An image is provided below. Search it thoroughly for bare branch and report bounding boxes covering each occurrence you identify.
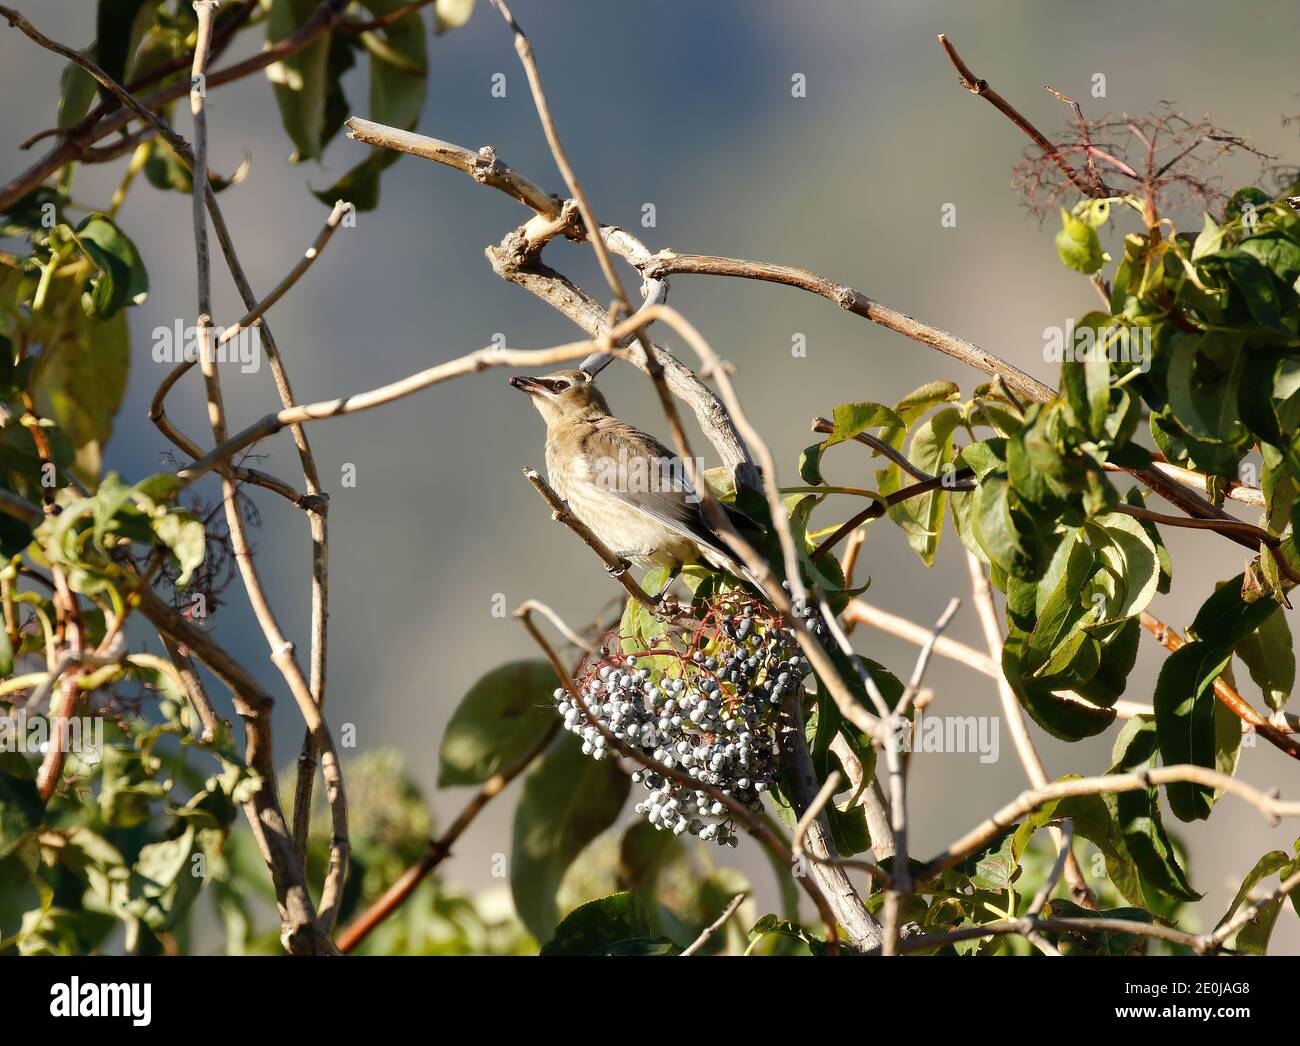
[937,34,1111,198]
[920,764,1300,883]
[522,468,663,613]
[680,893,748,956]
[844,598,1154,720]
[644,251,1057,407]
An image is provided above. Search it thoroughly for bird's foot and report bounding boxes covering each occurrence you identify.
[607,549,650,578]
[654,593,682,617]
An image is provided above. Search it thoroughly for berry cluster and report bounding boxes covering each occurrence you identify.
[554,595,812,846]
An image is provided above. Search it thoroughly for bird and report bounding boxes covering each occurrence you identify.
[510,368,760,593]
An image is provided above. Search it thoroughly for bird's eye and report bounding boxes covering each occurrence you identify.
[552,380,570,392]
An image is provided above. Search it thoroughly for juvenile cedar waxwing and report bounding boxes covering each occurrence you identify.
[510,369,759,590]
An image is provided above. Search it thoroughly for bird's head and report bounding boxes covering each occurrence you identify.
[509,368,610,428]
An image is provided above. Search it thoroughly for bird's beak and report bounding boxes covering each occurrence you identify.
[509,375,547,395]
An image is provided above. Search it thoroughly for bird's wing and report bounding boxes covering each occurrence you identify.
[580,418,756,582]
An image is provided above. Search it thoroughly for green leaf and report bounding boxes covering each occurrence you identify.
[149,509,205,587]
[1167,333,1246,444]
[0,755,43,861]
[1003,633,1114,740]
[970,831,1019,891]
[1190,574,1278,645]
[311,150,399,212]
[1217,851,1291,936]
[1083,512,1160,625]
[266,0,332,162]
[122,826,195,931]
[1056,209,1106,274]
[74,213,149,318]
[438,660,557,787]
[358,0,429,130]
[433,0,477,33]
[823,402,903,449]
[972,474,1027,578]
[510,733,629,940]
[95,0,152,101]
[1074,617,1141,706]
[1023,533,1095,671]
[1234,607,1294,712]
[27,277,130,455]
[616,820,680,896]
[1153,642,1234,823]
[1240,233,1300,287]
[746,914,828,955]
[97,745,168,829]
[888,381,963,429]
[1104,718,1200,903]
[888,406,962,565]
[1191,213,1224,261]
[539,893,675,955]
[1041,899,1153,955]
[58,49,99,129]
[1197,249,1285,330]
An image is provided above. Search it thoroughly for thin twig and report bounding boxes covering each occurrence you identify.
[844,598,1154,720]
[937,34,1110,198]
[523,469,663,613]
[336,718,562,953]
[680,893,748,956]
[187,0,348,934]
[1139,611,1300,761]
[791,772,892,885]
[920,764,1300,883]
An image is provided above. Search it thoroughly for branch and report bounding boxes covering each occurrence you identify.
[345,117,560,216]
[792,772,892,886]
[1130,460,1264,508]
[186,0,348,934]
[1139,610,1300,761]
[522,468,663,613]
[936,34,1111,198]
[1205,865,1300,952]
[133,585,333,953]
[896,912,1202,955]
[0,1,352,212]
[336,717,562,953]
[175,334,627,486]
[643,252,1056,408]
[919,762,1300,918]
[487,0,630,308]
[345,117,758,486]
[680,893,748,956]
[1114,503,1280,549]
[812,416,933,482]
[844,598,1154,720]
[810,470,973,562]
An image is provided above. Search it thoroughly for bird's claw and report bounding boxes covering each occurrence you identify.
[654,594,681,617]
